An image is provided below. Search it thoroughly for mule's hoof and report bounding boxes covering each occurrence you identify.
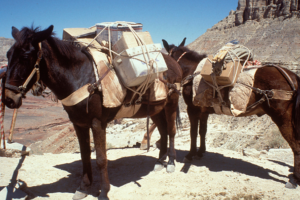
[285,181,297,189]
[73,188,88,200]
[140,143,148,150]
[183,157,192,163]
[98,196,109,200]
[153,163,164,171]
[166,164,175,173]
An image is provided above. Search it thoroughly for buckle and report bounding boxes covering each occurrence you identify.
[87,84,96,95]
[266,90,274,98]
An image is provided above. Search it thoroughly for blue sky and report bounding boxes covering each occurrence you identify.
[0,0,238,46]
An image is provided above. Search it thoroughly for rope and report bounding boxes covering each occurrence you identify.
[19,42,43,93]
[0,77,4,149]
[202,44,252,105]
[75,22,162,105]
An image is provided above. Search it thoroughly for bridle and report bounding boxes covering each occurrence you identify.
[5,43,42,96]
[169,47,187,63]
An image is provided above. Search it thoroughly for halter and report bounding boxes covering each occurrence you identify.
[168,47,187,62]
[176,52,187,62]
[5,43,42,96]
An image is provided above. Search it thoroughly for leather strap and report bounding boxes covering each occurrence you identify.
[270,65,296,91]
[60,84,90,106]
[61,68,111,107]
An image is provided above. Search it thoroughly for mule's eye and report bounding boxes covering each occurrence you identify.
[23,50,31,59]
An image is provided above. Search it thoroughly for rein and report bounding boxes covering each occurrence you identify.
[5,43,42,96]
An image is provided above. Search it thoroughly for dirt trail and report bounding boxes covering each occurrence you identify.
[1,144,298,200]
[1,95,298,199]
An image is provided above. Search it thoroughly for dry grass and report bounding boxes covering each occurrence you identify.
[266,127,289,149]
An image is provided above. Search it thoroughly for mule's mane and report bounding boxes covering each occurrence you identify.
[176,45,207,63]
[17,26,93,67]
[168,44,206,63]
[15,26,40,47]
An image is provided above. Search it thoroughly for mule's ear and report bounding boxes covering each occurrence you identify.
[32,25,54,46]
[179,37,186,47]
[162,39,170,53]
[12,26,19,40]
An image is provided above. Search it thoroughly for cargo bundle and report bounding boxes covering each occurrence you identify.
[201,42,253,88]
[63,21,168,105]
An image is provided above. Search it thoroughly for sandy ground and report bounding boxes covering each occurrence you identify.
[1,140,299,200]
[1,95,299,199]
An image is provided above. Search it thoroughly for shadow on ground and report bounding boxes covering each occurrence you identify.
[18,148,292,198]
[22,153,157,198]
[176,149,289,184]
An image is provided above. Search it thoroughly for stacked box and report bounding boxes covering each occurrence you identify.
[96,22,143,46]
[113,44,168,87]
[62,27,100,48]
[112,31,153,53]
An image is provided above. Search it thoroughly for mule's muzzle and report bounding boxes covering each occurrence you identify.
[5,83,26,96]
[4,89,23,109]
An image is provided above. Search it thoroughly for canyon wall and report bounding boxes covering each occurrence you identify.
[188,0,300,73]
[0,37,14,66]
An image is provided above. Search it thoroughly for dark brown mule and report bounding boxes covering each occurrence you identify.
[163,38,300,183]
[4,25,181,200]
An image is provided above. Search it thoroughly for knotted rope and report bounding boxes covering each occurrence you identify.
[82,21,161,105]
[203,44,252,104]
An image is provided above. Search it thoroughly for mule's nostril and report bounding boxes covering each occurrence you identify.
[5,97,16,108]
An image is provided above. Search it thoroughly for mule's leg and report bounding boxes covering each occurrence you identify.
[73,125,92,200]
[276,122,300,184]
[276,122,300,180]
[140,123,157,150]
[91,118,110,200]
[151,111,168,171]
[164,98,179,173]
[184,106,200,162]
[197,112,209,157]
[269,106,300,185]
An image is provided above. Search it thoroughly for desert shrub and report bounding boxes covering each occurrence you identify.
[267,127,289,149]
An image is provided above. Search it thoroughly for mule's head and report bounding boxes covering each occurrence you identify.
[4,25,53,109]
[162,38,186,61]
[162,38,207,79]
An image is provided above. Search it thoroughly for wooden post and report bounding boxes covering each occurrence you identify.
[0,102,5,149]
[8,109,18,143]
[0,65,6,149]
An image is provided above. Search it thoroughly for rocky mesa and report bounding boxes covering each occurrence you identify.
[188,0,300,74]
[1,1,300,199]
[0,37,14,66]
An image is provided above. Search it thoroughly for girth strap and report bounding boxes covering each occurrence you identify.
[270,64,296,92]
[239,82,295,111]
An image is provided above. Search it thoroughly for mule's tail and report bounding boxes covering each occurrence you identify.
[295,76,300,140]
[176,105,182,133]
